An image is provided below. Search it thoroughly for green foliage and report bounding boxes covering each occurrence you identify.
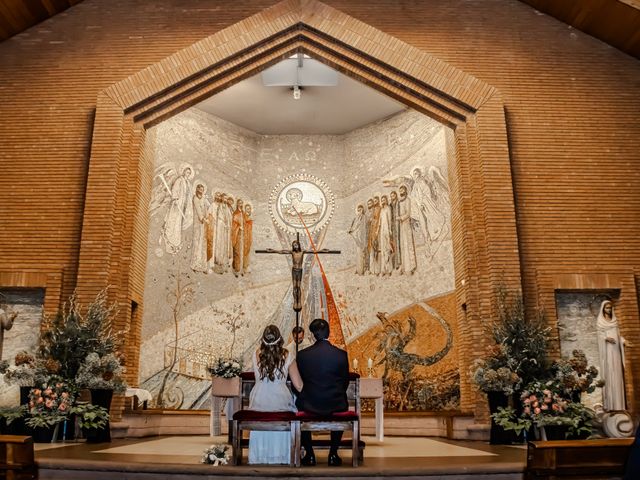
[25,411,64,428]
[492,382,595,439]
[71,402,109,430]
[492,406,531,436]
[490,287,551,386]
[0,405,27,425]
[471,286,550,394]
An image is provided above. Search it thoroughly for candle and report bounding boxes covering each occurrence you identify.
[352,358,358,370]
[367,358,373,369]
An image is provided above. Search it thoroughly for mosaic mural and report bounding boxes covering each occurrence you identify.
[140,107,458,411]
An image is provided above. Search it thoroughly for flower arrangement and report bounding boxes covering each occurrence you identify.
[551,349,602,400]
[492,380,595,438]
[471,288,551,396]
[201,444,231,465]
[75,352,127,393]
[471,344,522,395]
[0,351,46,387]
[208,357,243,378]
[26,381,75,428]
[38,290,125,381]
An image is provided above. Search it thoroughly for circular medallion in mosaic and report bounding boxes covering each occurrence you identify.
[268,174,335,235]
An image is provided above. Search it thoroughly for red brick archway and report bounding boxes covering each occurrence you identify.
[76,0,521,420]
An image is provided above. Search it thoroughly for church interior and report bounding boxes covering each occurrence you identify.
[1,0,639,479]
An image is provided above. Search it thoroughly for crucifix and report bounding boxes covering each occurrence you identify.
[256,232,340,352]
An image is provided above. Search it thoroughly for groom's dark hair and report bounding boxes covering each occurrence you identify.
[309,318,330,341]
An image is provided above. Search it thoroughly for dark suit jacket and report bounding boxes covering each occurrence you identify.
[295,339,349,416]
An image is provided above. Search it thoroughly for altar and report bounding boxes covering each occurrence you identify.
[210,376,241,436]
[360,377,384,442]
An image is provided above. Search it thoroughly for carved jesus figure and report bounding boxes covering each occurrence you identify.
[264,240,311,312]
[262,240,337,312]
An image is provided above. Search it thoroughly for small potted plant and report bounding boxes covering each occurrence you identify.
[471,344,522,444]
[71,402,110,443]
[75,352,126,443]
[209,357,243,397]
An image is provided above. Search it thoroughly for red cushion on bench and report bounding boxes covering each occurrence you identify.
[296,410,359,421]
[240,371,360,380]
[233,410,298,421]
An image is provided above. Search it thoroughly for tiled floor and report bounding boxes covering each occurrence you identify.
[35,434,526,475]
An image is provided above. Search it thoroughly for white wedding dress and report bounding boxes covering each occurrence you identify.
[248,350,297,464]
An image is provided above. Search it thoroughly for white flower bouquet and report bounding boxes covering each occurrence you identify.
[201,443,230,465]
[208,357,242,378]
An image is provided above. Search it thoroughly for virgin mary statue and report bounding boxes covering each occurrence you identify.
[596,300,626,411]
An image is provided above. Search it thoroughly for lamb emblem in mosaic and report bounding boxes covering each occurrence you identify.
[269,174,335,235]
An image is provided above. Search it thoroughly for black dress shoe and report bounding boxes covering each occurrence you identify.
[301,453,316,466]
[328,453,342,466]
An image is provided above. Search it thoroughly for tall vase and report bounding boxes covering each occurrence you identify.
[32,423,59,443]
[541,424,569,441]
[487,391,513,444]
[88,389,113,443]
[12,385,35,436]
[56,415,76,441]
[20,386,33,405]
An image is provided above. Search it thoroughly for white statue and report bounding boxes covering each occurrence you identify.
[0,306,17,361]
[596,300,626,411]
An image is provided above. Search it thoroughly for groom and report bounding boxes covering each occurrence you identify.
[295,318,350,466]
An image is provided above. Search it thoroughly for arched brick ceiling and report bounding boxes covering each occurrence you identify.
[0,0,82,41]
[519,0,640,59]
[0,0,638,59]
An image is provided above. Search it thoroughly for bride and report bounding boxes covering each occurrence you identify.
[248,324,304,464]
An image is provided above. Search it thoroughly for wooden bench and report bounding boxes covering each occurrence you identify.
[526,438,634,480]
[0,435,36,480]
[231,372,362,467]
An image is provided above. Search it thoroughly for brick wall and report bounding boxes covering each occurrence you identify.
[0,0,638,418]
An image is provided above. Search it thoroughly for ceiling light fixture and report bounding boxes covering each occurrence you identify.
[261,53,338,102]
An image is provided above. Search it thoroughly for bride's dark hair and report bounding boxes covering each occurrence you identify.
[258,324,287,381]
